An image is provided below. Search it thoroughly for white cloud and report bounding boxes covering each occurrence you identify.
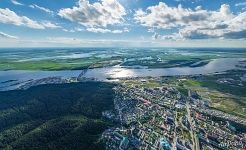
[174,0,202,4]
[152,32,160,40]
[63,27,85,32]
[0,31,18,39]
[63,29,76,33]
[11,0,24,6]
[235,2,246,7]
[86,27,111,33]
[75,27,84,31]
[134,2,246,39]
[0,8,44,29]
[86,27,129,33]
[41,21,61,29]
[147,28,155,33]
[58,0,126,27]
[63,28,83,33]
[29,4,54,15]
[123,27,129,32]
[0,8,60,29]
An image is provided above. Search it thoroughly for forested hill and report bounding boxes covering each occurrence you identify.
[0,82,115,150]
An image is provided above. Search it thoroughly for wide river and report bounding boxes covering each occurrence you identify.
[0,58,245,91]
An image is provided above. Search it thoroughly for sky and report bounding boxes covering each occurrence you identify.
[0,0,246,47]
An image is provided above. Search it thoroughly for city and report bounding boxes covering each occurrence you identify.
[102,77,246,150]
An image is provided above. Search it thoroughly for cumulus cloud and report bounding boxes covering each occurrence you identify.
[29,4,54,15]
[135,2,246,39]
[0,8,60,29]
[0,31,18,39]
[11,0,24,6]
[152,32,160,40]
[58,0,126,28]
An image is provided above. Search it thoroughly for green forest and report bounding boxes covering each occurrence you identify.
[0,82,115,150]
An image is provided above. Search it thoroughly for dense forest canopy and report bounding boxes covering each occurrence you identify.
[0,82,115,150]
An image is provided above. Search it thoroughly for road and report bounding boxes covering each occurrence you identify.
[172,111,178,150]
[187,90,199,150]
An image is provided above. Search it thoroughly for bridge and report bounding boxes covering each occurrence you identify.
[77,63,96,81]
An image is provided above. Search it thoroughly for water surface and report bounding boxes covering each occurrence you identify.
[0,58,245,91]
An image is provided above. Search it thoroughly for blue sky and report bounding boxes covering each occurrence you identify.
[0,0,245,47]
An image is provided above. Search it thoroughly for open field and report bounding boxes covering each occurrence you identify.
[179,70,246,118]
[0,48,246,71]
